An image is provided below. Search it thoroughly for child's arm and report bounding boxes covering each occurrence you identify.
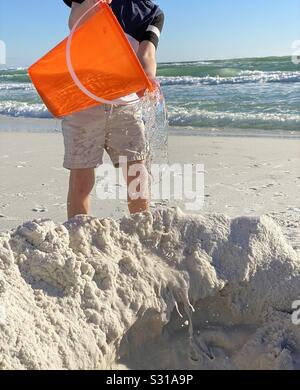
[136,11,165,94]
[68,2,81,30]
[137,41,157,79]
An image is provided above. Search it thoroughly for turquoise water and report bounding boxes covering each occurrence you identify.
[1,56,300,133]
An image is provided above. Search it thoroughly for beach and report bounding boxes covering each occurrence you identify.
[1,120,299,251]
[1,123,300,370]
[1,56,300,370]
[0,141,300,368]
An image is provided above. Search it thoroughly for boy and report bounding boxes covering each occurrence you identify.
[62,0,164,218]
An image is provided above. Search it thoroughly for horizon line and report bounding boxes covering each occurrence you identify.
[1,54,293,69]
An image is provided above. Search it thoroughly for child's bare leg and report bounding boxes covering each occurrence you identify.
[67,168,95,219]
[124,160,150,214]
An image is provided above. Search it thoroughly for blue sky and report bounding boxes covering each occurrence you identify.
[0,0,299,66]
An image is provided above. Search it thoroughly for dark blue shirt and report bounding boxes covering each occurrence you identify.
[63,0,164,48]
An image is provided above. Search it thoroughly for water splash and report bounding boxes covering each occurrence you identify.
[138,86,169,199]
[140,87,169,164]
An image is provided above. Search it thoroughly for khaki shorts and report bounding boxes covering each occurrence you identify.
[62,104,148,169]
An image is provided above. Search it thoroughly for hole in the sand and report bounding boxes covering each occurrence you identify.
[117,293,263,370]
[117,303,203,369]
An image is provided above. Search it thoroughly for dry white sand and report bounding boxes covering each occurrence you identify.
[1,208,300,369]
[0,128,299,249]
[0,124,300,369]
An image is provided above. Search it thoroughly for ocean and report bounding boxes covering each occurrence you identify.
[1,56,300,134]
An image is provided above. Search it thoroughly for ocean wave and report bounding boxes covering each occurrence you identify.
[0,66,27,71]
[0,75,31,83]
[0,102,52,118]
[159,61,212,67]
[0,83,33,91]
[0,68,31,83]
[1,67,298,87]
[159,71,300,86]
[167,106,300,130]
[1,101,300,131]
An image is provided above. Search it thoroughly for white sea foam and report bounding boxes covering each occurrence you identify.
[1,100,300,131]
[159,61,212,67]
[0,66,27,72]
[167,106,300,129]
[0,83,33,91]
[159,71,300,86]
[0,102,51,118]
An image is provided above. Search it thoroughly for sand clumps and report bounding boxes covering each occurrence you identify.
[0,207,300,370]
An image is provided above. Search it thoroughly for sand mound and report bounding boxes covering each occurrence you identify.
[0,207,300,370]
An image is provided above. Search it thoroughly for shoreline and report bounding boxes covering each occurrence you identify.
[1,115,300,139]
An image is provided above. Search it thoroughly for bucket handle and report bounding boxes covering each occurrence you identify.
[66,0,141,106]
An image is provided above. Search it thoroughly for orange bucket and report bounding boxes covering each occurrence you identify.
[28,1,153,117]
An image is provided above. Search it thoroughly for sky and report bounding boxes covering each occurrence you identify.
[0,0,300,66]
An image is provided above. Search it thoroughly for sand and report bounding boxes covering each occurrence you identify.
[0,126,299,250]
[0,122,300,370]
[0,207,300,370]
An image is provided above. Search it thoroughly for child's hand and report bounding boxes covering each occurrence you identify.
[149,77,161,93]
[137,77,163,103]
[137,77,160,97]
